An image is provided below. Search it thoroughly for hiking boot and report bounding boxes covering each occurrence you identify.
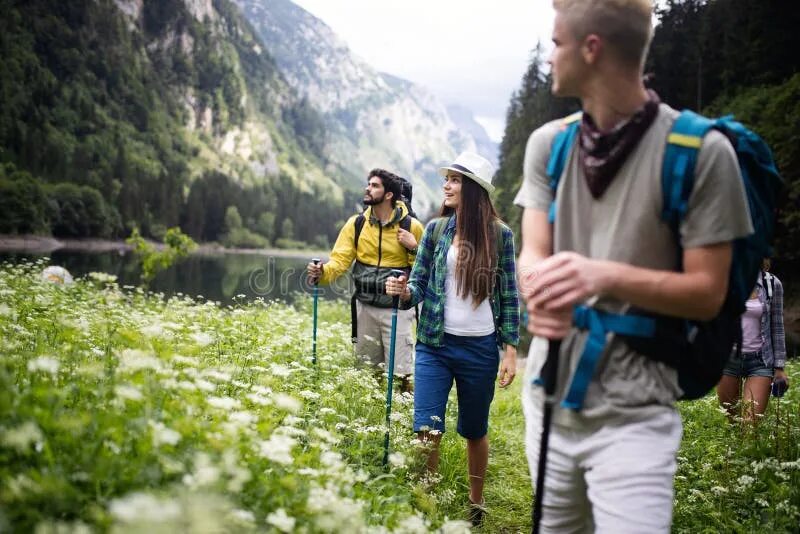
[468,499,486,528]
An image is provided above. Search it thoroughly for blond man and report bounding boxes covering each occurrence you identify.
[515,1,752,531]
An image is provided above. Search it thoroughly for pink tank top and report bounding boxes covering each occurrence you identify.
[740,297,763,352]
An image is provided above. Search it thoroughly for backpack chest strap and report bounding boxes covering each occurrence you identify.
[557,305,657,410]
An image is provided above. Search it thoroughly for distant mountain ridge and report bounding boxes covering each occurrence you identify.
[232,0,495,216]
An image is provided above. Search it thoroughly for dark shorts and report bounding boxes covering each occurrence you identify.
[722,350,774,378]
[413,332,499,439]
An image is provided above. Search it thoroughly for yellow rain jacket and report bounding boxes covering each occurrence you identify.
[320,201,424,308]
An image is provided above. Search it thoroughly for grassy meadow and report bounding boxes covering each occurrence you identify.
[0,260,798,533]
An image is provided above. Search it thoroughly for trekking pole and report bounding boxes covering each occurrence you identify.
[532,339,561,534]
[382,269,404,467]
[311,258,320,366]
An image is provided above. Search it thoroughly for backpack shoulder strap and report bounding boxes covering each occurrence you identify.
[430,217,449,248]
[353,213,366,250]
[546,112,582,224]
[763,271,774,301]
[661,110,716,234]
[400,214,412,232]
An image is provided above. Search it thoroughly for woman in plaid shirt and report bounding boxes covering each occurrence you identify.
[717,258,790,421]
[386,151,520,527]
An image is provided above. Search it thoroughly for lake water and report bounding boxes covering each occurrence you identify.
[0,249,352,305]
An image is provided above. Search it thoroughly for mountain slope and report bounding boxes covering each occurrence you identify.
[0,0,355,245]
[232,0,492,216]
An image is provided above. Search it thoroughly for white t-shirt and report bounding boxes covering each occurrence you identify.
[443,244,495,336]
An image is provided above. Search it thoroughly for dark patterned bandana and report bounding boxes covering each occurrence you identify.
[578,90,661,198]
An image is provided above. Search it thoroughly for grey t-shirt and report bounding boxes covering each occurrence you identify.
[515,103,753,427]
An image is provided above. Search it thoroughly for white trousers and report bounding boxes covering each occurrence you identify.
[523,341,683,534]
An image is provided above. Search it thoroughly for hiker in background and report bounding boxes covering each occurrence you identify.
[306,169,423,392]
[717,258,789,421]
[515,0,753,532]
[386,151,519,528]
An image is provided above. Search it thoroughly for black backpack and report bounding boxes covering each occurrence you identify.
[397,176,416,219]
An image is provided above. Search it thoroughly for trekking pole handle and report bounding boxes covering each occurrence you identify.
[390,269,405,308]
[311,258,321,285]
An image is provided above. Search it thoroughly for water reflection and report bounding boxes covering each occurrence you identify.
[0,249,350,304]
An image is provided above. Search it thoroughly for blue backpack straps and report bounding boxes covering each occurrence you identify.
[546,112,582,223]
[661,110,716,236]
[560,306,657,410]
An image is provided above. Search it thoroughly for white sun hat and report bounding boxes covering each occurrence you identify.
[438,151,495,194]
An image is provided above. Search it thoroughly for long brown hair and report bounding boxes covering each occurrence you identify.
[439,175,499,306]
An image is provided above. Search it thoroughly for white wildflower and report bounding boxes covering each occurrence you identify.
[149,421,181,447]
[207,396,241,411]
[229,411,257,426]
[191,332,214,346]
[710,485,728,496]
[311,428,339,445]
[266,508,295,533]
[204,369,232,383]
[299,389,321,401]
[275,426,306,438]
[269,363,292,377]
[395,513,430,533]
[246,393,272,406]
[88,272,117,284]
[298,467,320,476]
[258,434,296,465]
[117,349,162,372]
[183,453,220,488]
[388,452,406,468]
[27,356,59,375]
[140,323,165,338]
[440,519,473,534]
[737,475,755,488]
[109,492,181,523]
[274,393,301,413]
[114,384,143,402]
[283,415,304,426]
[1,421,44,452]
[307,484,364,530]
[230,509,255,525]
[0,303,12,316]
[320,451,343,468]
[194,379,216,392]
[175,380,198,391]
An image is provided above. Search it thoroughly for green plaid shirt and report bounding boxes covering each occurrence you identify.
[406,216,520,348]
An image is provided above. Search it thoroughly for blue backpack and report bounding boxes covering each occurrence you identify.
[544,110,783,409]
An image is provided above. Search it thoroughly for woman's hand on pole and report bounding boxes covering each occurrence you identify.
[497,345,517,388]
[385,275,410,301]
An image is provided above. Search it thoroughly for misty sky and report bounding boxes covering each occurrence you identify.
[292,0,556,142]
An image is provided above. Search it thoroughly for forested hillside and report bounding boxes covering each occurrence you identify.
[494,0,800,260]
[0,0,358,248]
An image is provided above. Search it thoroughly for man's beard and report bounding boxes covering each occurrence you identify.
[363,192,385,206]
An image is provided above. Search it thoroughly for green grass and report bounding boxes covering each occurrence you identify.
[0,260,798,532]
